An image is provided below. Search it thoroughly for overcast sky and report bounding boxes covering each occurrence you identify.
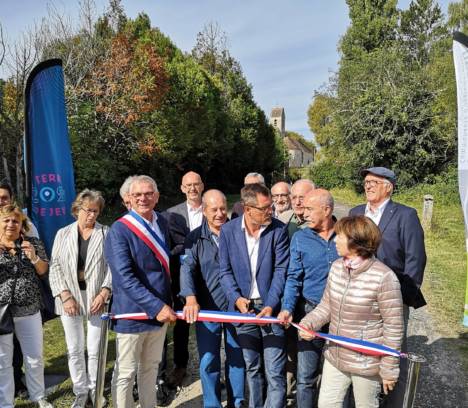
[0,0,452,141]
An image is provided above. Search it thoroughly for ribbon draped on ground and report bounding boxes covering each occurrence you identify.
[102,310,406,359]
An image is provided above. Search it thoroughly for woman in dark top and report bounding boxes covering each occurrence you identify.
[49,189,111,408]
[0,204,52,408]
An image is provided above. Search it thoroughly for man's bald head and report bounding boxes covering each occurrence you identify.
[202,189,227,232]
[303,188,334,230]
[290,179,315,218]
[202,189,227,208]
[181,171,204,206]
[305,188,334,211]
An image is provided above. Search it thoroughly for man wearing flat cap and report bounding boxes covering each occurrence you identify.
[350,167,426,406]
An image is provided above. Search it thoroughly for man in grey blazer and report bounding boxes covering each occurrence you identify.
[165,171,204,387]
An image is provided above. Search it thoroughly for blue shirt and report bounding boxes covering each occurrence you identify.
[282,227,339,313]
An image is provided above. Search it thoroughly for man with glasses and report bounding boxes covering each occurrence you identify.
[219,183,289,408]
[105,175,177,408]
[278,189,338,407]
[350,167,426,406]
[278,179,315,238]
[271,181,291,218]
[165,171,205,387]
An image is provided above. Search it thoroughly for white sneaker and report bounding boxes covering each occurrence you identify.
[37,398,53,408]
[71,393,88,408]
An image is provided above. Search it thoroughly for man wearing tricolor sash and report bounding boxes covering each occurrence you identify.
[104,175,177,408]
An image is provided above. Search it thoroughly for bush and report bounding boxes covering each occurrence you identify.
[306,159,349,189]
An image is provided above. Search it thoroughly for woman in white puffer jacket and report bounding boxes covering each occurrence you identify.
[300,215,404,408]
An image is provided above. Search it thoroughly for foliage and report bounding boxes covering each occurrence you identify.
[306,158,351,190]
[0,3,284,204]
[308,0,458,190]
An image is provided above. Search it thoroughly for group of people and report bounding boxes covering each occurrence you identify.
[0,165,426,408]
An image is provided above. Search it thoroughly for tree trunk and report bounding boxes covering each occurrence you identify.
[2,155,11,183]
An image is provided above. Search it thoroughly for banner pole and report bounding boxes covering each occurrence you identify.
[94,309,110,408]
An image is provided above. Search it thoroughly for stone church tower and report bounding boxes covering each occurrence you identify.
[269,107,285,136]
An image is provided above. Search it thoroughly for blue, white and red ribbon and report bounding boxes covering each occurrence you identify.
[102,310,406,358]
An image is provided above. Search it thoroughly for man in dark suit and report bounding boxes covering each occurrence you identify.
[165,171,204,387]
[349,167,426,406]
[220,183,289,408]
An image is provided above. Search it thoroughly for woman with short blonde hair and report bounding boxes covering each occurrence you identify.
[49,189,111,408]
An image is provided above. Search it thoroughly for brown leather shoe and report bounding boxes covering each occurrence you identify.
[168,367,187,388]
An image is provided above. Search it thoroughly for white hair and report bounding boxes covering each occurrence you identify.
[119,175,138,199]
[244,172,265,184]
[129,175,159,194]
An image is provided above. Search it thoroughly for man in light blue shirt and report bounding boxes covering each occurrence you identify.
[278,189,339,408]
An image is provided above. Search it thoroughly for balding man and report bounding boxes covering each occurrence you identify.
[271,181,291,218]
[278,179,315,237]
[180,190,245,408]
[231,172,265,219]
[279,189,339,408]
[165,171,205,386]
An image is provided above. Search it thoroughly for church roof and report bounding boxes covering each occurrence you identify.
[271,107,284,117]
[284,136,314,154]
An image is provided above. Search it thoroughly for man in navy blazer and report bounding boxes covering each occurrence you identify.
[105,175,177,408]
[220,183,289,408]
[349,167,426,407]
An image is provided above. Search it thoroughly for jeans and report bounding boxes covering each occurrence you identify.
[0,312,46,407]
[235,302,286,408]
[112,325,167,408]
[196,321,245,408]
[318,359,380,408]
[295,300,325,408]
[60,312,102,395]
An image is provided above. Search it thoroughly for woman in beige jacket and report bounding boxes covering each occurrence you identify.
[299,215,404,408]
[49,189,111,408]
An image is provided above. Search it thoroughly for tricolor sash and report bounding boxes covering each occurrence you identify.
[118,210,170,278]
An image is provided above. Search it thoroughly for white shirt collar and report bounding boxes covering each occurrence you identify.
[241,215,267,237]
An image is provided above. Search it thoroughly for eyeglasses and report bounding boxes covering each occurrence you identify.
[81,207,99,215]
[364,180,390,188]
[272,194,289,199]
[131,192,155,199]
[247,204,273,213]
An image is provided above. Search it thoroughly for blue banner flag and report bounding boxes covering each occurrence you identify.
[24,59,76,256]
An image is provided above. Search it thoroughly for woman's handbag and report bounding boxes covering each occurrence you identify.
[0,267,18,335]
[0,302,14,335]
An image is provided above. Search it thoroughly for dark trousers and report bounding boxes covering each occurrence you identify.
[295,300,324,408]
